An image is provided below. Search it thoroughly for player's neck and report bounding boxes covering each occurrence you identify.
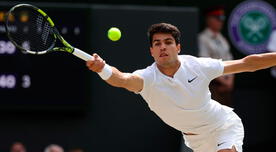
[157,60,181,78]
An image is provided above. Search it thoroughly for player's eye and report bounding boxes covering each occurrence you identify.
[154,42,161,46]
[165,41,173,45]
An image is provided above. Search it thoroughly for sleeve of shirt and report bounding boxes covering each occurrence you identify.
[197,57,224,81]
[132,66,154,98]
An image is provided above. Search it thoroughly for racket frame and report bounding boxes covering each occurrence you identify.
[5,4,74,55]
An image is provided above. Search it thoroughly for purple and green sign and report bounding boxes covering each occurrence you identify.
[228,0,276,54]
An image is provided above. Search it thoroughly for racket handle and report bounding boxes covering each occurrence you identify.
[72,48,94,61]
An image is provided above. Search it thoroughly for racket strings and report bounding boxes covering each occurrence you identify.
[6,7,55,53]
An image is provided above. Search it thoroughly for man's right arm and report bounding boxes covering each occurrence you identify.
[105,67,143,92]
[86,53,143,93]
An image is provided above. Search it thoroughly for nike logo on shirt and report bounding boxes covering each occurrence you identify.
[188,76,197,83]
[217,142,226,147]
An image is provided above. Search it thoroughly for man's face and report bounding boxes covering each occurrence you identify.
[49,147,63,152]
[150,33,180,67]
[11,143,26,152]
[207,16,224,32]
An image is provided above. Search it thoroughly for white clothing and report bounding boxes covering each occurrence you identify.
[268,30,276,51]
[183,112,244,152]
[133,55,244,151]
[198,28,232,60]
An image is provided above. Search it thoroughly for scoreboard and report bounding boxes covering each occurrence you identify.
[0,3,91,111]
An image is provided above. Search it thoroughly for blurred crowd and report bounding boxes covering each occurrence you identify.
[10,142,84,152]
[198,6,235,107]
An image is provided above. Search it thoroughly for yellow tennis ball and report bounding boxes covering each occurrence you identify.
[107,27,121,41]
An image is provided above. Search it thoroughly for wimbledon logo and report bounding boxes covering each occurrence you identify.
[228,0,276,54]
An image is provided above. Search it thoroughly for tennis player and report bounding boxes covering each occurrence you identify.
[86,23,276,152]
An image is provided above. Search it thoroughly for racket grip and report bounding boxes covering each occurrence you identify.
[72,48,94,61]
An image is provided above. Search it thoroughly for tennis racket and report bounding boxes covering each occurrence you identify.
[5,4,93,61]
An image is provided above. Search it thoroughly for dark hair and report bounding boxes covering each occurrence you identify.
[147,23,181,47]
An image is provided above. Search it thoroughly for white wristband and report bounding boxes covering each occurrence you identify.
[98,64,113,80]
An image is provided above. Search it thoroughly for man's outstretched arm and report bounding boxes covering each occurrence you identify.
[223,52,276,75]
[86,53,143,93]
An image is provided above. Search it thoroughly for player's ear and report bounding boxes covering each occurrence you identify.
[150,47,154,57]
[177,44,181,54]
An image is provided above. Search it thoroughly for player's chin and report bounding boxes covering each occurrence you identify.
[157,59,169,65]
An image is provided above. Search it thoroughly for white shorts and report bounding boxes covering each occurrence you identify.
[182,112,244,152]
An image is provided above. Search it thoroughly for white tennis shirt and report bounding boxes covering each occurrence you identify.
[133,55,233,134]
